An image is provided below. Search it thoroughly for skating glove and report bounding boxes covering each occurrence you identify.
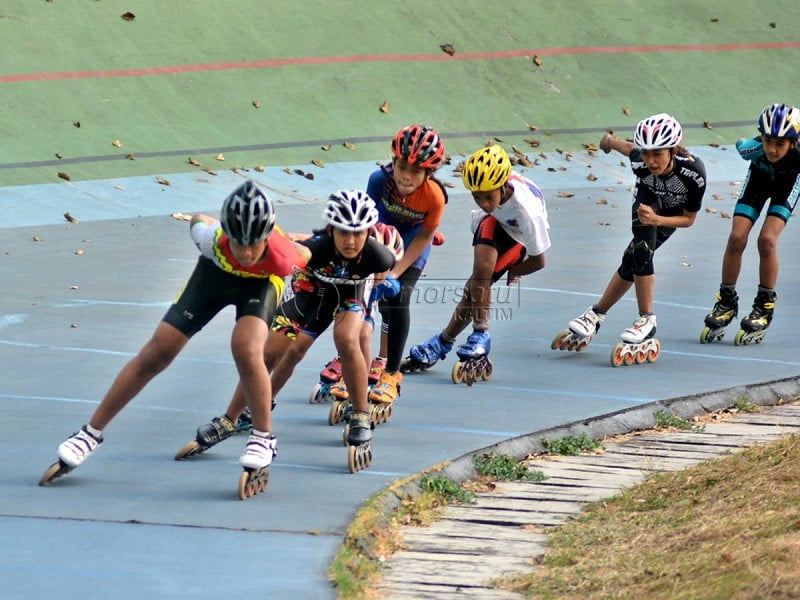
[369,275,400,303]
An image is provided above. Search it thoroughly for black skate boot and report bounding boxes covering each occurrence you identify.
[174,415,237,460]
[735,289,776,346]
[700,288,738,343]
[345,411,373,473]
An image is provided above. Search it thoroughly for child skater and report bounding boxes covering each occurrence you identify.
[40,181,309,499]
[553,113,707,366]
[701,103,800,345]
[405,144,550,383]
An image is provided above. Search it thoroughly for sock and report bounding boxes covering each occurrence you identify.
[440,331,456,344]
[85,424,103,438]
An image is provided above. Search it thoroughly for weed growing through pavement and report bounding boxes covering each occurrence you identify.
[541,433,603,456]
[472,452,545,481]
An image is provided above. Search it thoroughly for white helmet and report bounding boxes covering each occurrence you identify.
[324,190,379,232]
[634,113,683,150]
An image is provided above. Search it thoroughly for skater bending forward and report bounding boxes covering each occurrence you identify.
[556,113,706,365]
[407,144,550,383]
[42,181,309,491]
[266,191,396,471]
[702,103,800,345]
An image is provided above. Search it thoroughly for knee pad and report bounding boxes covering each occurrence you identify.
[632,240,654,276]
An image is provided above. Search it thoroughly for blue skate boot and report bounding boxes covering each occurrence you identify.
[401,333,453,373]
[453,329,493,386]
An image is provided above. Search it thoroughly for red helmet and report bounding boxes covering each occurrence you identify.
[391,125,445,169]
[369,222,404,261]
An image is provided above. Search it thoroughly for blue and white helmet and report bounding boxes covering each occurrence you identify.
[758,103,800,140]
[220,181,276,245]
[634,113,683,150]
[324,190,379,232]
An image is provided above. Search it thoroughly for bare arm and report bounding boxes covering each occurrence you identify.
[506,253,546,286]
[190,213,218,227]
[600,133,634,157]
[637,206,698,228]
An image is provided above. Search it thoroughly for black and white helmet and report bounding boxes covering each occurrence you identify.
[324,190,379,232]
[220,181,276,245]
[633,113,683,150]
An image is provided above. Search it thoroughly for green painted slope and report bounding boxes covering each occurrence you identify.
[0,0,796,185]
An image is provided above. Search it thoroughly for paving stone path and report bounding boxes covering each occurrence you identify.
[377,402,800,599]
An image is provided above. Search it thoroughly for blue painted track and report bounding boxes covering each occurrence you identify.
[4,147,800,599]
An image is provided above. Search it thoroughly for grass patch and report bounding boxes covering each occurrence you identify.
[473,452,546,481]
[497,434,800,599]
[653,409,704,431]
[541,433,603,456]
[733,396,759,413]
[329,472,477,598]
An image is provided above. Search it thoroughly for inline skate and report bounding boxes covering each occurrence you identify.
[237,431,277,500]
[309,356,342,404]
[175,413,239,460]
[345,411,373,473]
[401,333,452,373]
[39,425,103,486]
[369,371,401,423]
[452,329,492,386]
[610,314,661,367]
[552,306,606,352]
[734,290,776,346]
[700,288,738,343]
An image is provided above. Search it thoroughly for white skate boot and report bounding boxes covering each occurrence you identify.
[40,425,103,485]
[552,306,605,352]
[611,314,661,367]
[621,314,657,343]
[238,430,277,500]
[58,425,103,468]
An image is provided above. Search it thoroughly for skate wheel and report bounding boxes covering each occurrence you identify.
[734,329,746,346]
[328,400,346,426]
[699,326,712,344]
[576,339,589,352]
[451,361,465,384]
[481,358,493,381]
[238,467,269,500]
[550,331,568,350]
[623,350,636,366]
[611,343,625,367]
[309,383,323,404]
[347,442,372,473]
[342,424,350,447]
[647,341,661,362]
[635,350,647,364]
[174,440,202,460]
[39,460,71,486]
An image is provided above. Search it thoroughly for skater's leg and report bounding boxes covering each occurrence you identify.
[380,267,421,373]
[633,274,655,316]
[335,311,369,413]
[89,321,189,430]
[230,316,272,433]
[595,272,634,315]
[756,216,786,290]
[721,216,754,286]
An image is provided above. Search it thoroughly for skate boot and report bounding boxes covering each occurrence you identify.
[327,380,351,426]
[552,306,606,352]
[310,356,342,404]
[735,290,776,346]
[40,425,103,485]
[453,329,493,386]
[369,371,401,424]
[368,356,386,387]
[611,314,660,367]
[174,415,236,460]
[238,430,277,500]
[235,407,253,432]
[345,411,374,473]
[401,333,453,373]
[700,288,738,343]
